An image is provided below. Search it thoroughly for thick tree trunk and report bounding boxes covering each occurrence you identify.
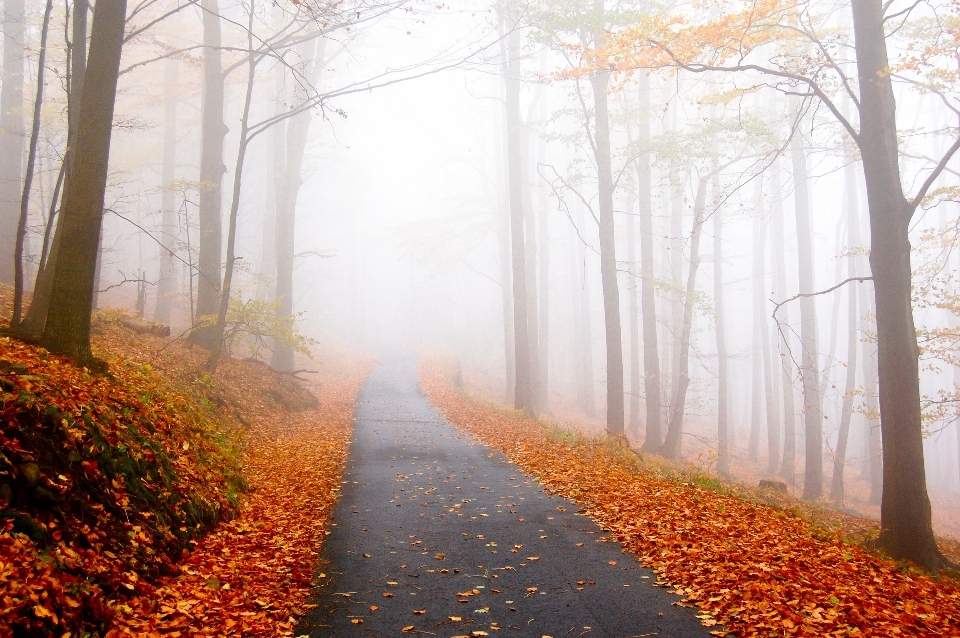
[713,183,729,475]
[154,55,179,325]
[626,193,641,437]
[852,0,941,570]
[271,34,324,372]
[831,161,860,507]
[0,0,24,284]
[40,0,126,366]
[192,0,227,346]
[590,65,625,437]
[637,73,662,451]
[661,178,706,458]
[503,27,533,416]
[12,0,53,326]
[19,0,86,335]
[791,131,823,500]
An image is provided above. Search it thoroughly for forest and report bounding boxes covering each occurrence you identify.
[2,0,960,635]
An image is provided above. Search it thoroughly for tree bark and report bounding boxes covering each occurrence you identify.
[270,33,324,372]
[503,25,533,416]
[790,130,823,500]
[12,0,53,326]
[661,177,706,458]
[18,0,86,336]
[0,0,24,284]
[40,0,127,367]
[750,197,764,462]
[537,109,550,413]
[713,180,729,475]
[759,189,780,475]
[852,0,941,570]
[521,120,540,415]
[192,0,227,346]
[496,108,515,404]
[590,31,625,437]
[153,54,179,325]
[637,73,662,451]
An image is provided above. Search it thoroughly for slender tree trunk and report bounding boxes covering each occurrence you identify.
[192,0,227,346]
[497,136,515,404]
[831,161,860,507]
[503,25,532,416]
[40,0,126,366]
[521,124,540,415]
[576,204,595,415]
[713,182,729,475]
[0,0,24,284]
[638,74,662,450]
[759,190,780,474]
[791,130,824,500]
[772,161,798,483]
[537,115,550,413]
[750,199,764,462]
[19,0,85,335]
[154,55,179,325]
[662,177,707,457]
[626,193,641,436]
[851,0,942,569]
[590,36,625,437]
[11,0,53,325]
[206,3,255,373]
[271,34,324,372]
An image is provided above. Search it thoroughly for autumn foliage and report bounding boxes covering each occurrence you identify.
[420,359,960,636]
[0,294,366,636]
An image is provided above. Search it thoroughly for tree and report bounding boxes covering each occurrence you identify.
[0,0,24,285]
[604,0,960,569]
[40,0,128,367]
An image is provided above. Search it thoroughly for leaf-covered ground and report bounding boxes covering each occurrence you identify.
[420,360,960,636]
[0,300,366,637]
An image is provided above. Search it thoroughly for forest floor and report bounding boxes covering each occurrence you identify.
[0,288,369,637]
[421,357,960,636]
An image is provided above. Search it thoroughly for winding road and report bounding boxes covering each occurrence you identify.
[297,355,710,637]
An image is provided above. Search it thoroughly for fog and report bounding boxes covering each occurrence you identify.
[5,0,960,546]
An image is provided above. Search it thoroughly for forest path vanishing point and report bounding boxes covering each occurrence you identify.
[298,354,710,637]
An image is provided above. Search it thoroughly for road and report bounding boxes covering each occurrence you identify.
[297,355,710,638]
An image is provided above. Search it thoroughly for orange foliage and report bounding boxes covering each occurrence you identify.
[421,360,960,636]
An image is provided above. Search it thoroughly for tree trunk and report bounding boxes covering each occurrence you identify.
[759,190,780,475]
[661,177,706,458]
[590,55,625,437]
[851,0,942,570]
[12,0,53,326]
[206,4,256,373]
[791,130,823,500]
[503,25,533,416]
[537,113,550,413]
[830,160,860,507]
[626,192,641,437]
[772,160,798,484]
[521,123,540,415]
[192,0,227,347]
[637,73,662,451]
[713,181,729,475]
[271,34,324,372]
[750,198,764,462]
[0,0,24,284]
[40,0,126,367]
[576,204,596,416]
[154,54,179,325]
[18,0,86,336]
[496,124,515,404]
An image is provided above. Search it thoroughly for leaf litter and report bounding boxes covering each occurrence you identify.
[420,359,960,636]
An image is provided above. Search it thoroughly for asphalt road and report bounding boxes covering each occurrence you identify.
[297,355,711,638]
